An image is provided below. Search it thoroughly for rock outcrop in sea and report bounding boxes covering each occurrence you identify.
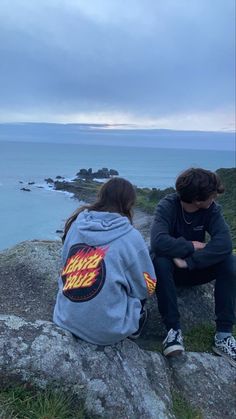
[20,187,31,192]
[77,167,119,179]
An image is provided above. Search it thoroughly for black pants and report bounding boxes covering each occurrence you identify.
[153,254,236,333]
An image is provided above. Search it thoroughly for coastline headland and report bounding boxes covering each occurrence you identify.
[47,166,176,208]
[45,167,236,247]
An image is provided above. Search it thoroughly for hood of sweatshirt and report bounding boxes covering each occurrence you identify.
[74,210,133,246]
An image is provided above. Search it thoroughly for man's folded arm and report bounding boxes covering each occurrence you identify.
[151,204,194,258]
[186,206,232,270]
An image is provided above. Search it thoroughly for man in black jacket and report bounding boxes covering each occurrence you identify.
[151,168,236,367]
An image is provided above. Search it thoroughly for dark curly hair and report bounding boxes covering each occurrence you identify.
[175,168,224,203]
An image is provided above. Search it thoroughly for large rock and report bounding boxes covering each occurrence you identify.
[0,240,61,322]
[0,315,174,419]
[1,315,236,419]
[169,353,236,419]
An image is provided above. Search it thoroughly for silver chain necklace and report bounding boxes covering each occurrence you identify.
[181,204,193,225]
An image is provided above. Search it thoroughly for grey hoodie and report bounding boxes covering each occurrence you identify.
[53,210,156,345]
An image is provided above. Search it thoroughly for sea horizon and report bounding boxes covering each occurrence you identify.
[0,122,235,151]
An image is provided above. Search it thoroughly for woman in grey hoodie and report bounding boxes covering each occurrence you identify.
[53,177,157,345]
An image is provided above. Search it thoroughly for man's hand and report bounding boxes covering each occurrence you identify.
[173,258,188,268]
[192,241,206,251]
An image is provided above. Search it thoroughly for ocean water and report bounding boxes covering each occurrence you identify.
[0,140,235,251]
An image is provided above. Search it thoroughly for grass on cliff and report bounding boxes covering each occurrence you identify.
[135,186,175,213]
[172,391,203,419]
[139,323,236,353]
[0,386,204,419]
[185,323,236,352]
[0,385,84,419]
[216,168,236,247]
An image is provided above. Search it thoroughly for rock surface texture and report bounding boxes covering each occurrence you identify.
[0,240,235,418]
[0,316,174,419]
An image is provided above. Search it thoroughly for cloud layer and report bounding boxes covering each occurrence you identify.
[0,0,235,129]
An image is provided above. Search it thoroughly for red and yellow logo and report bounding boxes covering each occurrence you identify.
[143,272,157,295]
[62,244,107,302]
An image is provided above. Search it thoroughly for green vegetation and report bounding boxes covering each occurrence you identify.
[185,323,236,352]
[216,168,236,247]
[54,178,100,203]
[172,391,203,419]
[184,324,215,352]
[138,324,236,353]
[135,186,175,213]
[0,384,203,419]
[0,385,85,419]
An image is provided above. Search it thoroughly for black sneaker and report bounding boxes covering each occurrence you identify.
[212,335,236,368]
[163,328,184,357]
[129,308,148,340]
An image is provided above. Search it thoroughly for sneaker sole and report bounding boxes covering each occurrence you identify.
[163,345,185,357]
[212,346,236,368]
[129,309,148,340]
[129,333,141,340]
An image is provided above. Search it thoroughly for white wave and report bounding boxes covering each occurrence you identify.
[62,177,76,182]
[53,190,75,198]
[93,178,107,183]
[33,181,74,198]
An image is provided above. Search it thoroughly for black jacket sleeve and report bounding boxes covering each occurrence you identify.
[150,196,194,258]
[186,204,232,270]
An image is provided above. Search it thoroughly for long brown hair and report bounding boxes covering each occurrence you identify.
[62,177,136,243]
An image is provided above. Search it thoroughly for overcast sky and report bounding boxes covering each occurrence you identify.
[0,0,235,131]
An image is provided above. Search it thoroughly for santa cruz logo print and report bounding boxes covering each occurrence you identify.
[62,243,107,302]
